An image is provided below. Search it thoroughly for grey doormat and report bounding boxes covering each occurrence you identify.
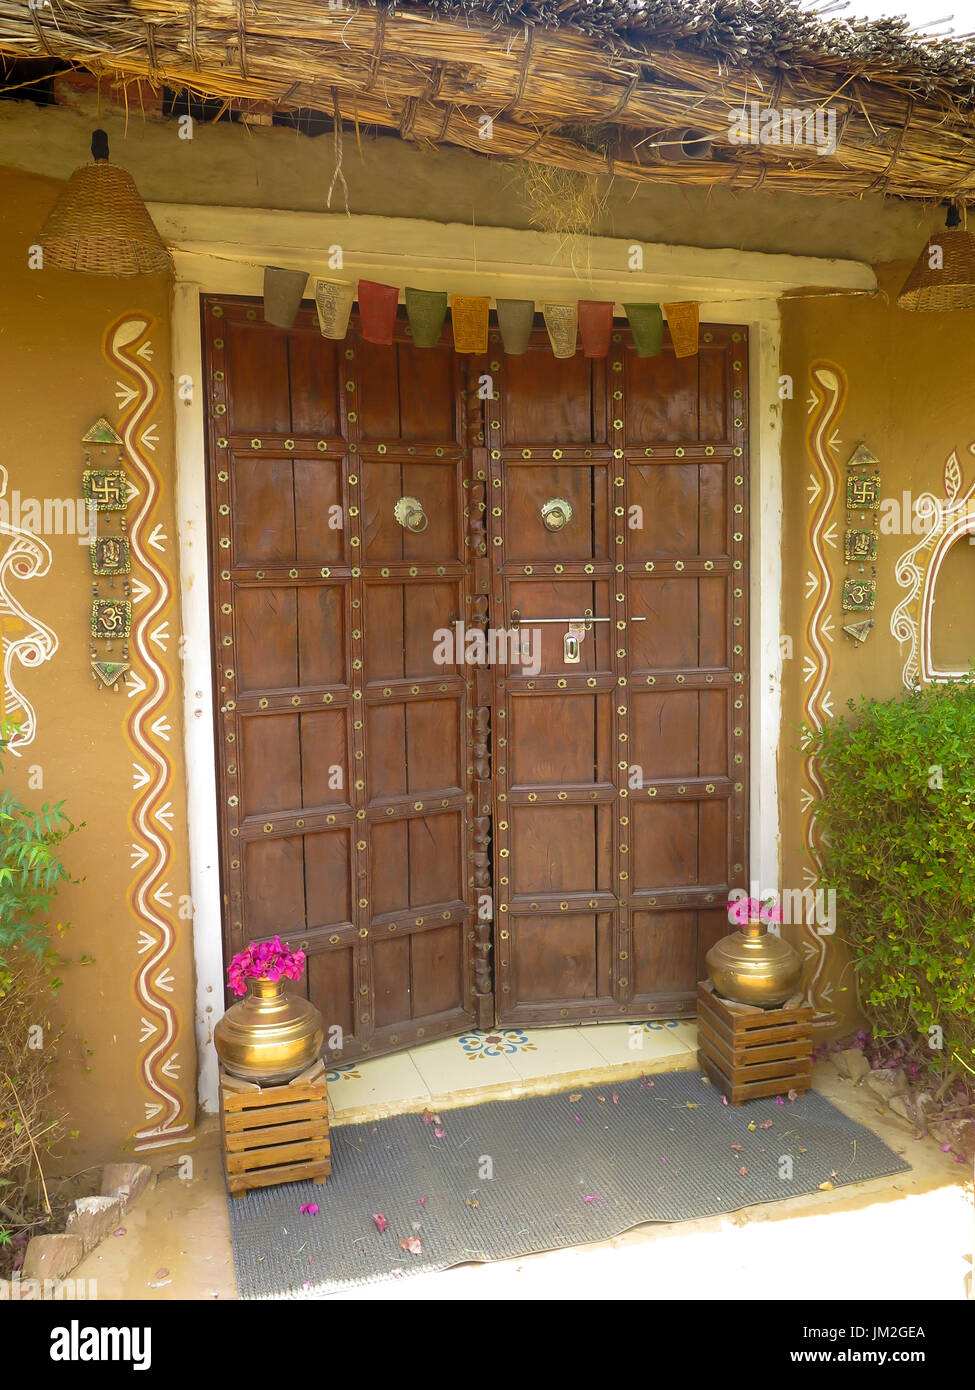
[226,1071,910,1298]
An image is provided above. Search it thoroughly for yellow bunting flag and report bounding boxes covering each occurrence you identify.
[663,301,700,358]
[451,295,490,354]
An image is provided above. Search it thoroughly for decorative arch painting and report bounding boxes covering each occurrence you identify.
[104,313,193,1152]
[891,448,975,689]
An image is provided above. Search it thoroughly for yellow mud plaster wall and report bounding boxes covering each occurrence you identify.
[779,269,975,1034]
[0,166,195,1158]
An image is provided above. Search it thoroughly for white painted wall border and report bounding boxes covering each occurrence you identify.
[167,211,853,1112]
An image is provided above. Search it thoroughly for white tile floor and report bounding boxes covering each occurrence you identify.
[326,1019,698,1121]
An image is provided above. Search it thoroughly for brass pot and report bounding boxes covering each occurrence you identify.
[214,977,324,1085]
[705,919,803,1008]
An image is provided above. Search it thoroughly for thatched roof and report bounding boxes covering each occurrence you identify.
[2,0,975,203]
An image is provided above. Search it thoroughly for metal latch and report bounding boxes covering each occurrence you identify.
[564,622,585,663]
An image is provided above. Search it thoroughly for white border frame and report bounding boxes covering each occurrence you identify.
[167,211,867,1112]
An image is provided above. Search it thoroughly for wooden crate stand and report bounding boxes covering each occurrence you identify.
[697,980,814,1105]
[220,1061,330,1198]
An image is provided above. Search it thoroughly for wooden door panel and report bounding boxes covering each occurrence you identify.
[205,298,481,1066]
[490,322,749,1026]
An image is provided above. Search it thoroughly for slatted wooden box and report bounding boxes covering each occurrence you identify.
[697,980,814,1105]
[219,1059,330,1198]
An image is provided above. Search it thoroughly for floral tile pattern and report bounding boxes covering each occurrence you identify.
[458,1029,538,1059]
[325,1063,362,1083]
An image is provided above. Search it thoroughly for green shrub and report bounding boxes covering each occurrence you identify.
[806,679,975,1085]
[0,734,76,1243]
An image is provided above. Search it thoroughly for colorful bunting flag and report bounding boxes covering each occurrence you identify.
[495,299,535,355]
[358,280,399,345]
[542,302,578,359]
[623,303,663,358]
[405,287,448,348]
[663,301,700,358]
[577,300,614,359]
[315,277,355,340]
[451,295,490,354]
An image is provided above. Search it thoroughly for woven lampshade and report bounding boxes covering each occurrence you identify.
[897,223,975,312]
[38,130,169,276]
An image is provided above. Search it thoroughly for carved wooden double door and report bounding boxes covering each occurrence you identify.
[204,296,749,1064]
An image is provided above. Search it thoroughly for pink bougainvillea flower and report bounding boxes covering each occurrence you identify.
[759,1119,774,1129]
[582,1193,601,1204]
[300,1203,319,1215]
[721,1096,729,1106]
[373,1213,387,1232]
[738,1166,748,1177]
[939,1141,953,1153]
[775,1096,785,1105]
[434,1127,446,1138]
[417,1197,425,1207]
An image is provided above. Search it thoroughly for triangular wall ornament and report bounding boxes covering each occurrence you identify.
[91,658,130,689]
[82,416,123,445]
[847,443,880,469]
[842,619,874,646]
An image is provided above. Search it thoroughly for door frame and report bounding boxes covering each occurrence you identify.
[166,207,871,1112]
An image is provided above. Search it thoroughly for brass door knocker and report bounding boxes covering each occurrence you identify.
[541,498,572,532]
[394,496,428,532]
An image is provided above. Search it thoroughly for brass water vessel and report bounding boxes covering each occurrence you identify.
[705,918,802,1008]
[214,977,324,1085]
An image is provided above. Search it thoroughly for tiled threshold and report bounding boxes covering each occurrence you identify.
[325,1020,698,1126]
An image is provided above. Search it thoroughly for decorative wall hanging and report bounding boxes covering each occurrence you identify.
[577,300,613,358]
[842,618,874,646]
[451,295,490,354]
[405,287,448,348]
[624,303,663,358]
[0,465,58,754]
[842,441,880,616]
[496,299,535,355]
[263,266,308,329]
[542,302,578,358]
[663,301,700,358]
[84,415,132,690]
[891,448,975,687]
[315,277,355,340]
[841,576,877,612]
[107,312,192,1153]
[799,360,846,1029]
[357,279,399,345]
[36,129,169,276]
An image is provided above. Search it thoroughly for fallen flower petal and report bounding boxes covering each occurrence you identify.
[730,1143,743,1152]
[399,1236,422,1256]
[738,1166,748,1177]
[112,1228,126,1237]
[434,1127,446,1138]
[569,1093,582,1102]
[939,1141,953,1152]
[758,1119,773,1129]
[417,1197,425,1207]
[775,1096,785,1106]
[747,1121,756,1131]
[685,1101,698,1109]
[721,1096,729,1106]
[373,1213,388,1232]
[574,1116,581,1123]
[300,1203,319,1215]
[818,1181,835,1191]
[582,1193,602,1203]
[612,1093,619,1104]
[788,1089,799,1102]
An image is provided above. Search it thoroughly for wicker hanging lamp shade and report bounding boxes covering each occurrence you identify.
[898,205,975,311]
[38,130,170,276]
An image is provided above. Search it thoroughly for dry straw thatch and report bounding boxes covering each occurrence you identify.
[2,0,975,202]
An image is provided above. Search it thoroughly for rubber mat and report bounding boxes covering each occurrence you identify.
[227,1070,910,1298]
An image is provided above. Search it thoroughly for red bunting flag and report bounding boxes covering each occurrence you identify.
[577,300,614,358]
[358,280,399,345]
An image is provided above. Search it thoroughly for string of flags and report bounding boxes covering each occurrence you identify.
[263,266,701,359]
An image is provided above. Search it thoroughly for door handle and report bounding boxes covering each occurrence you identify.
[394,496,428,532]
